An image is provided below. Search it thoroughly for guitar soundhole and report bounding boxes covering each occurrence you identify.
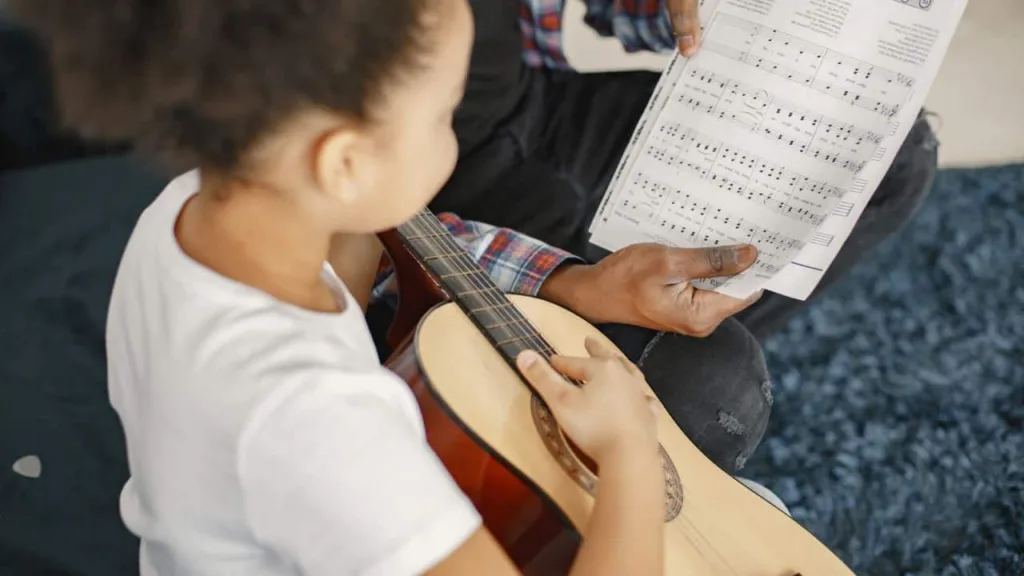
[530,396,684,522]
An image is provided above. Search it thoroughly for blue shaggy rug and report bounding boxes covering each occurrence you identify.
[745,164,1024,575]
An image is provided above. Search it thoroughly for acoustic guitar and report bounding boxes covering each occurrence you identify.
[380,209,854,575]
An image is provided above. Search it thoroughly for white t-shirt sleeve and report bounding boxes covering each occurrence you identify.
[238,369,482,576]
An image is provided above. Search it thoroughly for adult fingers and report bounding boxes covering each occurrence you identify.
[686,289,764,335]
[669,245,759,280]
[668,0,702,56]
[517,350,579,410]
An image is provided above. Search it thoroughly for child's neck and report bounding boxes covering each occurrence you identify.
[177,178,343,314]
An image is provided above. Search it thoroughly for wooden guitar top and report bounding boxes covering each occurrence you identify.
[414,295,855,576]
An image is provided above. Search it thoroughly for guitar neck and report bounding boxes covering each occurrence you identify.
[396,210,557,364]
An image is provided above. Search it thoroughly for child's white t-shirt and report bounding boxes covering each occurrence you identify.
[106,171,481,576]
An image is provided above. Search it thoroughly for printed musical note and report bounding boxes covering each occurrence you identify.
[678,66,883,172]
[613,170,810,274]
[752,260,782,277]
[809,78,900,118]
[892,0,933,11]
[645,122,843,226]
[702,13,915,120]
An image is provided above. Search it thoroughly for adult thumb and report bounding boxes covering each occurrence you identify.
[672,245,759,280]
[670,0,702,56]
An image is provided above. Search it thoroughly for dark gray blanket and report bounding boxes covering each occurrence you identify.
[0,156,167,575]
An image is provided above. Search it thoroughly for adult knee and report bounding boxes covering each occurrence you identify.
[870,111,939,221]
[636,319,772,475]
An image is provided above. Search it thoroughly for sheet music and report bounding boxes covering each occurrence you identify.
[589,0,966,300]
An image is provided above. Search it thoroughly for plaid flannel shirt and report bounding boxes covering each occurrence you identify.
[521,0,678,68]
[371,213,581,307]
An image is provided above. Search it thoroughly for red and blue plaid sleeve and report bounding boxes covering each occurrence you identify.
[584,0,678,54]
[520,0,569,68]
[520,0,677,69]
[371,213,582,307]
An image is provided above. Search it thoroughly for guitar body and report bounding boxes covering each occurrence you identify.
[379,219,854,575]
[386,299,581,574]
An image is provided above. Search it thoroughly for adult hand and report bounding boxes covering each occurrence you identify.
[669,0,702,57]
[539,243,762,337]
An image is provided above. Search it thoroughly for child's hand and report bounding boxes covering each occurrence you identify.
[516,337,659,465]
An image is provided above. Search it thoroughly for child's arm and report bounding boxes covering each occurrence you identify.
[429,448,663,576]
[565,446,664,576]
[240,345,663,576]
[432,339,665,576]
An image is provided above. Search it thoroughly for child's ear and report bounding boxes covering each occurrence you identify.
[314,125,376,207]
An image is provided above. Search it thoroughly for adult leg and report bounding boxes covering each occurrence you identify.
[599,319,772,474]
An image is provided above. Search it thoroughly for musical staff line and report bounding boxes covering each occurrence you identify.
[617,171,807,279]
[675,65,884,173]
[701,13,915,119]
[811,232,835,247]
[832,201,855,218]
[646,121,846,226]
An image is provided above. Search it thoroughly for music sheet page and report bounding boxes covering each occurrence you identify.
[588,0,967,300]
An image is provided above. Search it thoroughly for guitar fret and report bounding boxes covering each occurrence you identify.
[461,286,504,297]
[399,209,558,366]
[439,269,488,280]
[422,251,465,261]
[468,301,517,314]
[498,339,557,360]
[495,334,537,347]
[483,316,531,330]
[403,231,451,241]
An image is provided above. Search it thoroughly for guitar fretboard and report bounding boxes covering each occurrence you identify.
[397,210,558,365]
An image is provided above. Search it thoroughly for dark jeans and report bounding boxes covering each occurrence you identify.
[429,68,939,474]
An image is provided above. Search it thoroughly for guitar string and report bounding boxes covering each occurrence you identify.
[401,210,519,328]
[401,212,543,353]
[403,211,745,576]
[679,513,741,575]
[404,209,688,482]
[675,520,727,574]
[403,211,538,344]
[403,210,558,357]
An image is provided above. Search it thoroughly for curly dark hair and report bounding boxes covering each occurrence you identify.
[8,0,431,172]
